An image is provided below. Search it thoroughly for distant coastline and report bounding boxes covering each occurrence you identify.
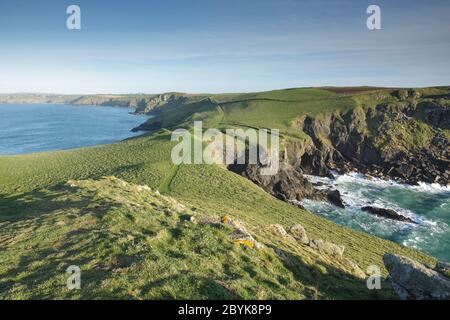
[0,103,147,155]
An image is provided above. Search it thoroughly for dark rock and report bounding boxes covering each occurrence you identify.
[228,95,450,212]
[361,206,417,224]
[228,162,315,202]
[418,101,450,129]
[392,89,410,100]
[131,121,162,132]
[327,189,345,208]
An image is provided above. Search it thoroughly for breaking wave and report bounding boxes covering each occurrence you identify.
[300,172,450,261]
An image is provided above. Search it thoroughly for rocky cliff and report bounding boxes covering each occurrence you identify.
[132,93,189,114]
[229,89,449,208]
[287,95,449,185]
[0,93,191,114]
[67,93,188,112]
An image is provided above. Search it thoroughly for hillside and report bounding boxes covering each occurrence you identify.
[0,176,397,299]
[0,131,434,299]
[134,87,450,185]
[1,86,449,299]
[0,93,207,114]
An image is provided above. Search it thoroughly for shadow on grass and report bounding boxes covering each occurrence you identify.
[266,245,395,300]
[0,184,93,222]
[0,183,396,300]
[141,273,242,300]
[0,184,142,299]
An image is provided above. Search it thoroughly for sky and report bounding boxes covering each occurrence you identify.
[0,0,450,94]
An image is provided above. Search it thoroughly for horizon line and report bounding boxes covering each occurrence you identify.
[1,85,449,96]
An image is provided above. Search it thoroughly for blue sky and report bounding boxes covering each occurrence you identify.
[1,0,449,93]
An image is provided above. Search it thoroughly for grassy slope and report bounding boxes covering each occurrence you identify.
[166,87,449,158]
[141,88,387,141]
[0,176,395,299]
[0,87,440,299]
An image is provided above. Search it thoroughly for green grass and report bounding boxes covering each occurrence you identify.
[0,131,435,299]
[0,176,398,299]
[1,86,446,299]
[374,119,437,155]
[141,88,358,140]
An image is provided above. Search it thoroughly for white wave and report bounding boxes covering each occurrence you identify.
[301,171,450,261]
[413,181,450,194]
[303,171,446,226]
[327,171,450,194]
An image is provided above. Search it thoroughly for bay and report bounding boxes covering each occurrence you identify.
[0,104,147,155]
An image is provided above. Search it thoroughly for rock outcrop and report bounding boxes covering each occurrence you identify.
[224,216,263,249]
[383,254,450,300]
[289,224,309,244]
[271,224,289,237]
[326,189,345,208]
[228,162,315,202]
[291,101,449,186]
[229,92,449,211]
[361,206,417,224]
[308,239,345,260]
[228,162,347,209]
[192,214,263,249]
[133,93,187,114]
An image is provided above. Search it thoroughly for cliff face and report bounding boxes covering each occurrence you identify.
[0,93,141,108]
[132,93,188,114]
[2,89,448,188]
[0,93,190,113]
[0,94,77,104]
[230,91,449,204]
[284,94,449,185]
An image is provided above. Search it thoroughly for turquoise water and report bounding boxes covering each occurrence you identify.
[0,104,147,155]
[300,173,450,262]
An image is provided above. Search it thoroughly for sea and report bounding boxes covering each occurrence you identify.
[300,172,450,262]
[0,103,147,155]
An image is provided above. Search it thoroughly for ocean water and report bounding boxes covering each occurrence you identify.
[300,172,450,262]
[0,104,147,155]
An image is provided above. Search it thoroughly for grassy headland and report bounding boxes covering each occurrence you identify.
[1,86,448,299]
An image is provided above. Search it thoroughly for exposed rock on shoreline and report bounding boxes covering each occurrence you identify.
[229,91,449,214]
[326,189,345,208]
[290,99,450,186]
[228,162,347,209]
[228,162,315,202]
[436,261,450,277]
[361,206,417,224]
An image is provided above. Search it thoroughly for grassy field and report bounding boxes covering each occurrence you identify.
[0,176,399,299]
[0,87,441,299]
[139,88,392,139]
